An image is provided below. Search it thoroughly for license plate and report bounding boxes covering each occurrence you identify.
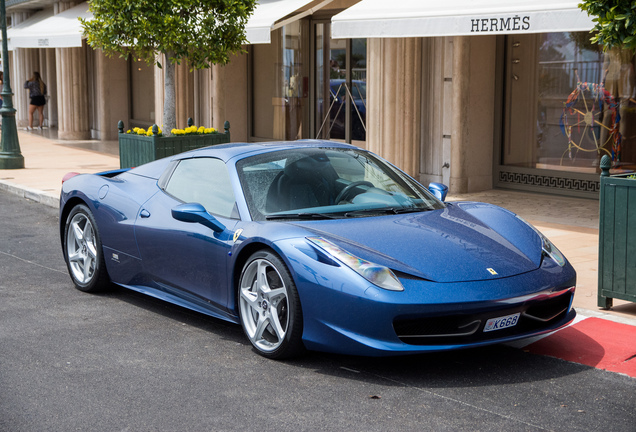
[484,313,520,332]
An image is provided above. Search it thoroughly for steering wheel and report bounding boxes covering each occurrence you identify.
[335,181,374,203]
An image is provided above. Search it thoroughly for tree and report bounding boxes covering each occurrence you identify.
[579,0,636,50]
[81,0,256,135]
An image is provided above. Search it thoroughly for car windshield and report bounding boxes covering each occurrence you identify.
[236,147,445,221]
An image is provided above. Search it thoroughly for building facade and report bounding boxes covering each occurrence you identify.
[6,0,635,198]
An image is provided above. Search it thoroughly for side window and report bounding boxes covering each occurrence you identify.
[164,158,237,219]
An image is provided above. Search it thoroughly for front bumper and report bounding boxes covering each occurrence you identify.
[278,239,577,356]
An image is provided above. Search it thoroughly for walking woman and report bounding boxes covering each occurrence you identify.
[24,71,46,130]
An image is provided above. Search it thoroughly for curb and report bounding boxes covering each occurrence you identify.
[0,180,58,209]
[576,307,636,327]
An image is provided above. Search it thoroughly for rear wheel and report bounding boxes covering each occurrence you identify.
[238,250,304,359]
[63,204,110,293]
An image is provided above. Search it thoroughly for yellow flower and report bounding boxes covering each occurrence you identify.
[197,126,205,133]
[146,130,153,136]
[136,128,145,135]
[126,130,131,134]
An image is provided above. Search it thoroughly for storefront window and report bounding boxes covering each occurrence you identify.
[504,32,636,174]
[251,22,309,140]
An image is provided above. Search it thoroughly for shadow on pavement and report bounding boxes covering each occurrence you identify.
[98,282,599,389]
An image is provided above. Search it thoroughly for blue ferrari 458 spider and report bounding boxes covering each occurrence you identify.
[60,140,576,359]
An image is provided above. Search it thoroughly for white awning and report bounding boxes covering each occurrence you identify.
[332,0,595,39]
[246,0,333,44]
[8,2,92,49]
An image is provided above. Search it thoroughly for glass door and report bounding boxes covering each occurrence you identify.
[313,22,367,145]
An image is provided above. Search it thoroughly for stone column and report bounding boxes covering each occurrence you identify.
[55,45,90,139]
[44,48,57,128]
[450,36,470,193]
[154,60,164,130]
[14,48,42,128]
[175,61,193,128]
[449,36,496,194]
[10,12,31,127]
[94,50,128,140]
[367,38,421,177]
[193,68,212,128]
[212,63,226,132]
[13,48,32,127]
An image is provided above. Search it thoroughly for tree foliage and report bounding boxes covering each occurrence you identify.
[81,0,256,133]
[579,0,636,50]
[81,0,256,68]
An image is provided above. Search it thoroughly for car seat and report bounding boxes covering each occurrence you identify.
[266,154,337,213]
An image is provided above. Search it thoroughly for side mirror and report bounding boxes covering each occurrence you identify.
[171,203,225,233]
[428,182,448,202]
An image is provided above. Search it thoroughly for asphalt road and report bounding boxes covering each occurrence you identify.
[1,191,635,432]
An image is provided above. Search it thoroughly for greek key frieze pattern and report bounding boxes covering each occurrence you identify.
[498,171,600,193]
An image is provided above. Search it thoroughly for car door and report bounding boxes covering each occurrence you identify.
[134,157,239,309]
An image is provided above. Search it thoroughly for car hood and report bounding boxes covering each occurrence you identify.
[291,202,542,283]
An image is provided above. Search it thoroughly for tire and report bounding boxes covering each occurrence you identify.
[238,250,304,359]
[63,204,110,293]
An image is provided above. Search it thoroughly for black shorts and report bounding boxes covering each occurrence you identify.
[30,95,46,106]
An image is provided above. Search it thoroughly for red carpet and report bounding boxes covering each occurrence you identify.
[525,318,636,378]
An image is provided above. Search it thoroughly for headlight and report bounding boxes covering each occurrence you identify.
[541,234,566,267]
[515,216,566,267]
[306,237,404,291]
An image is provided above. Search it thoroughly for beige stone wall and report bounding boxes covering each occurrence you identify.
[192,68,212,128]
[219,53,249,142]
[450,36,497,193]
[367,35,496,193]
[175,62,194,129]
[367,38,421,178]
[92,51,128,140]
[153,52,248,140]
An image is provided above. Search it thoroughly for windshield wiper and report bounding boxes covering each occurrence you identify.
[344,207,428,217]
[266,212,340,220]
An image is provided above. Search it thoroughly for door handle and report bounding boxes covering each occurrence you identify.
[140,209,151,218]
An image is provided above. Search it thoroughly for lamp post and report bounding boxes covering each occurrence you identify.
[0,0,23,169]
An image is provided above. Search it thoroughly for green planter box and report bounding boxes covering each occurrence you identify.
[118,120,231,169]
[598,155,636,308]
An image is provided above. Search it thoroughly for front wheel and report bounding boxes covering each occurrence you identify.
[238,250,304,359]
[63,204,110,293]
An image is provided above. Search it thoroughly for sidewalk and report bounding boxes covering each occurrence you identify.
[1,130,635,325]
[0,130,119,207]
